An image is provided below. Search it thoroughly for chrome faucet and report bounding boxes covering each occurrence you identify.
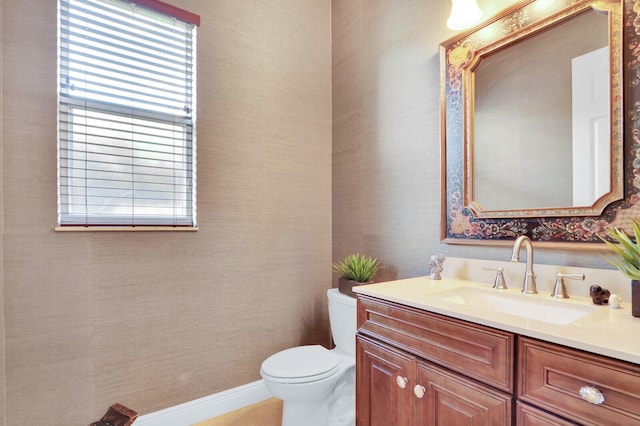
[510,235,537,294]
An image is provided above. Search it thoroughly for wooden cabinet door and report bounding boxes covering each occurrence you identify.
[356,335,414,426]
[414,360,512,426]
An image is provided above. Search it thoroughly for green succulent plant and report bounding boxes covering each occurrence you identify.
[332,253,381,283]
[600,221,640,280]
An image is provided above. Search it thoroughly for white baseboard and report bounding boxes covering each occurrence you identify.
[132,380,271,426]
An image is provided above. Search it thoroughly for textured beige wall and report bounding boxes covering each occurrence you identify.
[331,0,614,286]
[332,0,456,282]
[0,0,5,425]
[1,0,331,424]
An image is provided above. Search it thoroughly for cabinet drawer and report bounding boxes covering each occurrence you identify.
[357,295,514,392]
[516,401,578,426]
[518,337,640,426]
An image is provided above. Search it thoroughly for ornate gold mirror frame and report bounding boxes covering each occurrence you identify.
[440,0,640,247]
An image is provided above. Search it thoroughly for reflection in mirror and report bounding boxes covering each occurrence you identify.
[472,10,610,212]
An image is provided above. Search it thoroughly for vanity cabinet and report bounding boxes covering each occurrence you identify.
[356,294,640,426]
[356,295,514,425]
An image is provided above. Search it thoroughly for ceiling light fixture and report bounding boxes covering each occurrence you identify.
[447,0,483,30]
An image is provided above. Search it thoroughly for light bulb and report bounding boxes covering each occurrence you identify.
[447,0,483,30]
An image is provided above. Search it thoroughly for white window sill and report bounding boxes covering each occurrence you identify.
[54,226,199,232]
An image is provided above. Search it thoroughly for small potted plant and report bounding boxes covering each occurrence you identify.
[332,253,381,298]
[600,221,640,317]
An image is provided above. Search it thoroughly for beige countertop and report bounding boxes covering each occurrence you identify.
[354,276,640,365]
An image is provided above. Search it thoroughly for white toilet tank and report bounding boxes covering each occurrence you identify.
[327,289,357,356]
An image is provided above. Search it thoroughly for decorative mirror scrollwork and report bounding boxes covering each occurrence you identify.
[440,0,640,246]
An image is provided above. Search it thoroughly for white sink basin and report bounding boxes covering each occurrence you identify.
[432,287,597,325]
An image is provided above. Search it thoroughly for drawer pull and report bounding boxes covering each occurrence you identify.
[579,385,605,405]
[396,376,408,389]
[413,384,426,398]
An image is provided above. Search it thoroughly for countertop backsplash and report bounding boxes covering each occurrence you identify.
[441,257,631,303]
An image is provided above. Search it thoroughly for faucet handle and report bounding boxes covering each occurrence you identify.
[551,273,585,299]
[482,266,508,289]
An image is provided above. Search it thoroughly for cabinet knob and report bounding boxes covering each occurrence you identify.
[413,384,426,398]
[396,376,408,389]
[579,385,605,405]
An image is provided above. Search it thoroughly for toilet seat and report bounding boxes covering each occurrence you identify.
[260,345,341,384]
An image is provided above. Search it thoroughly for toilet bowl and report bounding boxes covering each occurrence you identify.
[260,288,357,426]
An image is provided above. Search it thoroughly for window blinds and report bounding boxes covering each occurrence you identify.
[58,0,197,227]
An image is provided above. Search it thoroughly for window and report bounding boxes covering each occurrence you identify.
[57,0,199,228]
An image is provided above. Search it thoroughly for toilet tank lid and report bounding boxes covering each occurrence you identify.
[261,345,339,379]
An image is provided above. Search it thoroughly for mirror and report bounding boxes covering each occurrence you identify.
[440,0,637,246]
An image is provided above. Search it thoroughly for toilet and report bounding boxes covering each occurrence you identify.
[260,288,357,426]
